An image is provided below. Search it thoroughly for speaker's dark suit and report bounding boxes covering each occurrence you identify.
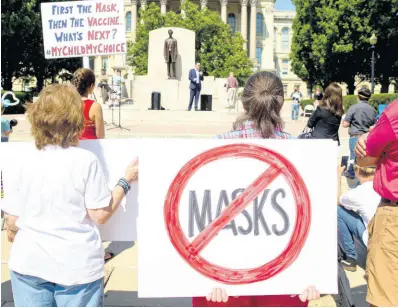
[188,69,204,110]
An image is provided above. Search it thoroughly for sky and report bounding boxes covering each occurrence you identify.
[274,0,295,11]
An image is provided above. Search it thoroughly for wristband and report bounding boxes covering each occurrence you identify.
[116,178,131,195]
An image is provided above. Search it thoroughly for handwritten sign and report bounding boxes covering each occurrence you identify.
[41,0,126,59]
[138,139,338,298]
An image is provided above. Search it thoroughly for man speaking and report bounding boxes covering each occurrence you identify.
[187,63,204,111]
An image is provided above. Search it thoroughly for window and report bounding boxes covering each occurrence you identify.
[283,84,288,97]
[281,28,289,50]
[126,12,132,32]
[227,13,236,33]
[282,59,289,75]
[273,28,277,49]
[256,13,264,36]
[256,47,262,69]
[102,57,109,71]
[89,57,95,71]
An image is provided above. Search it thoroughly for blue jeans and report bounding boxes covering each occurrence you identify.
[1,136,9,142]
[291,103,299,120]
[337,206,366,260]
[10,271,104,307]
[347,136,359,176]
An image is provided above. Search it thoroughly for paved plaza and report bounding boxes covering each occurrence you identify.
[1,102,367,307]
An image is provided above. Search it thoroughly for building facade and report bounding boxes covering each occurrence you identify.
[88,0,307,98]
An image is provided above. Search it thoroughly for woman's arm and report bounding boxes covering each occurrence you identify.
[87,186,126,225]
[91,103,105,139]
[4,214,18,242]
[87,159,138,225]
[307,107,321,128]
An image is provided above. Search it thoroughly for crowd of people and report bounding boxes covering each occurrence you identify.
[1,68,397,307]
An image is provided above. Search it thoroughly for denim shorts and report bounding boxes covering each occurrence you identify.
[10,271,104,307]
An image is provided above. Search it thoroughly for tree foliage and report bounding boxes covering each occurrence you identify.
[1,0,81,91]
[128,1,253,83]
[291,0,398,93]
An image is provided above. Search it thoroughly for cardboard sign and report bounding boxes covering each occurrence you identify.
[138,139,338,298]
[41,0,126,59]
[0,139,139,241]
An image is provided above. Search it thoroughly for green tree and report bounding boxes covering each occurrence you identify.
[291,0,397,93]
[1,0,81,91]
[367,0,398,92]
[128,1,253,83]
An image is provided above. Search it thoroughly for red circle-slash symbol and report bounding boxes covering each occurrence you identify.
[164,143,311,284]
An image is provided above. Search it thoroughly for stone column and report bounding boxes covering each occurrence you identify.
[140,0,147,10]
[201,0,208,10]
[160,0,167,15]
[249,0,257,60]
[131,0,137,42]
[240,0,248,50]
[181,0,186,17]
[220,0,228,23]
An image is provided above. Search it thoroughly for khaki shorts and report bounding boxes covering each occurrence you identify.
[366,203,398,306]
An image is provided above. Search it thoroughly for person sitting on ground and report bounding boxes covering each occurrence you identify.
[1,100,13,142]
[306,83,344,145]
[193,72,320,307]
[342,87,377,180]
[2,84,138,307]
[72,68,105,140]
[355,99,398,307]
[337,164,380,272]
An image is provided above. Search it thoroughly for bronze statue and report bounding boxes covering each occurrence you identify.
[164,29,178,79]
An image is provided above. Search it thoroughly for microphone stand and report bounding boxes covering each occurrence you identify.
[107,77,117,128]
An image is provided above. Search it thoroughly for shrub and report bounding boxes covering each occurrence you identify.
[368,94,398,110]
[300,94,398,113]
[1,91,34,115]
[300,99,315,110]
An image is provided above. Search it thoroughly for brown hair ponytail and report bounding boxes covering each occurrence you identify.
[72,68,96,96]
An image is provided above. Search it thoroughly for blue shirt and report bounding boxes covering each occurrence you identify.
[1,117,10,142]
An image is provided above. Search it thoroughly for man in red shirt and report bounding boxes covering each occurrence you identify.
[355,99,398,307]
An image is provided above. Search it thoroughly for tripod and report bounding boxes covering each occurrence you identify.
[107,74,130,131]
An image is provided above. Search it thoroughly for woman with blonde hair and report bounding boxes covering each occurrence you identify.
[306,83,344,145]
[194,71,320,307]
[2,84,138,307]
[72,68,105,139]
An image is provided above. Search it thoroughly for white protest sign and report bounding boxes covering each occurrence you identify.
[0,139,139,241]
[138,139,338,298]
[40,0,126,59]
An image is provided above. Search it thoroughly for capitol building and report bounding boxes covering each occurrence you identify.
[89,0,307,99]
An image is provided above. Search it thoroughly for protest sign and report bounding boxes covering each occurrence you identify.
[138,139,338,298]
[0,139,139,241]
[40,0,126,59]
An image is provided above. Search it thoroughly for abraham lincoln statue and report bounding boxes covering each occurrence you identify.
[164,29,178,79]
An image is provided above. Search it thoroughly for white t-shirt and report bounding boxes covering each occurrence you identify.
[1,145,111,286]
[339,181,380,244]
